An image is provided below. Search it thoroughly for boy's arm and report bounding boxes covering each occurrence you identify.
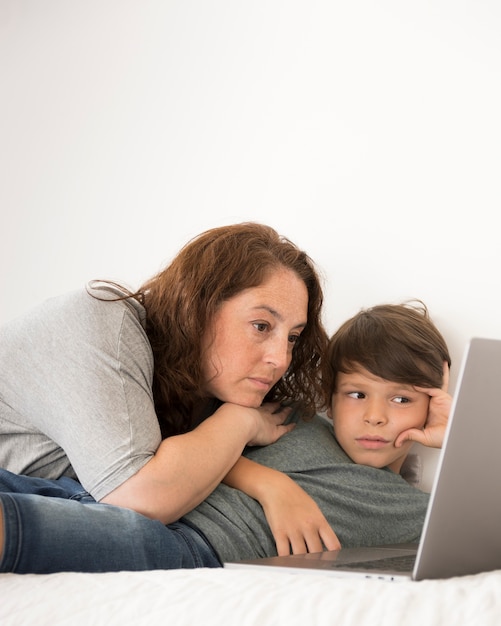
[396,362,452,449]
[223,457,340,555]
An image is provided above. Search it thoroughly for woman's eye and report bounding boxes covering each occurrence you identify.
[288,334,300,345]
[253,322,269,333]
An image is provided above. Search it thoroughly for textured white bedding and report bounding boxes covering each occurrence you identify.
[1,567,500,626]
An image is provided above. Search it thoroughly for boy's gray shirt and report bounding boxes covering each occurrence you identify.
[186,416,430,562]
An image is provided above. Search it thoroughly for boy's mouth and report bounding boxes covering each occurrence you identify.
[355,436,390,449]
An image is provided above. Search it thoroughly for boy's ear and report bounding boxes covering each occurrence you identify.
[325,391,335,420]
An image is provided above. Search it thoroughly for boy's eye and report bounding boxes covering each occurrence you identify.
[348,391,365,399]
[394,396,410,404]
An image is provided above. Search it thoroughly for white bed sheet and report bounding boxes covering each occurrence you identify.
[1,567,500,626]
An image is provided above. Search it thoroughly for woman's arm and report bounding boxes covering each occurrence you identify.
[223,456,341,555]
[100,402,295,524]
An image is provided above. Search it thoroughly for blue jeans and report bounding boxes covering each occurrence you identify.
[0,469,222,573]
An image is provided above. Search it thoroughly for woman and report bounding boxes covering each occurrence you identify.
[0,222,339,570]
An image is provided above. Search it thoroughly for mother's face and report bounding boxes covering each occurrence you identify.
[201,268,309,407]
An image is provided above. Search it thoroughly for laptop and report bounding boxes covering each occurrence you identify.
[225,337,501,581]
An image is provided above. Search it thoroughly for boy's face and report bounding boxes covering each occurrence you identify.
[328,365,430,473]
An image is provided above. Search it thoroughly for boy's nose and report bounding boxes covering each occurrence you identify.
[363,402,388,426]
[364,414,387,426]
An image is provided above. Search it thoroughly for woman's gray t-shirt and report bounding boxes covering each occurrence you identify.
[0,285,161,501]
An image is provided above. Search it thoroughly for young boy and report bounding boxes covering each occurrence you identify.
[322,300,451,474]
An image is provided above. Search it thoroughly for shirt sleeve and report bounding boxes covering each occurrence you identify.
[0,288,162,501]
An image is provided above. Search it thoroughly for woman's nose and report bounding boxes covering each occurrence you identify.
[265,337,292,373]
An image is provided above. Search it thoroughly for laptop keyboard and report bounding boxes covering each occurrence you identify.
[341,554,416,572]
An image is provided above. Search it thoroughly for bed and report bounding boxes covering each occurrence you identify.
[1,566,500,625]
[1,446,500,626]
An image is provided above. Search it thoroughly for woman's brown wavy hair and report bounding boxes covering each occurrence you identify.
[134,222,327,437]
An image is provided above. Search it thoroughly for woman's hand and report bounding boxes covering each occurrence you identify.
[224,457,341,555]
[242,402,297,447]
[395,362,452,449]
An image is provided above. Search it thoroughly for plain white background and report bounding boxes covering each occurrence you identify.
[2,1,500,408]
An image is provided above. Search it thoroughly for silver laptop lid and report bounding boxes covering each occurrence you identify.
[414,337,501,580]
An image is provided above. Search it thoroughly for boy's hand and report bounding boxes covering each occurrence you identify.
[395,362,452,449]
[224,456,341,555]
[259,473,342,555]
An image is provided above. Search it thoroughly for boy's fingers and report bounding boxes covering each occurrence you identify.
[442,361,450,392]
[395,428,424,448]
[414,361,450,397]
[395,429,411,447]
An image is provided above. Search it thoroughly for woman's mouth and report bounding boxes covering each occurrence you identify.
[248,377,273,391]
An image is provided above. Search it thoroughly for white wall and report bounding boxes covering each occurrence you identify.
[2,0,501,399]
